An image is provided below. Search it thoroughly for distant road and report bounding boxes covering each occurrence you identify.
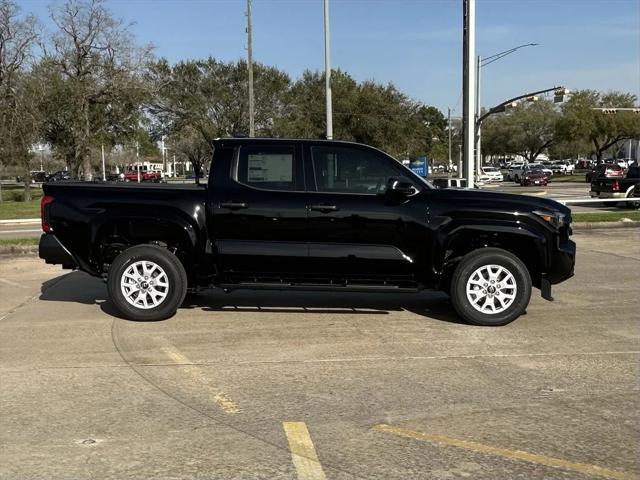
[0,223,41,239]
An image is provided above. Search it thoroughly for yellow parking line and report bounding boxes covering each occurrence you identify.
[373,424,637,480]
[283,422,327,480]
[160,343,241,414]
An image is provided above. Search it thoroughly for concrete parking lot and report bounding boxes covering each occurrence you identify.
[1,228,639,480]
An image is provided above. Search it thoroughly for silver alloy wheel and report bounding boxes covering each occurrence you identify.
[120,260,169,309]
[465,264,517,315]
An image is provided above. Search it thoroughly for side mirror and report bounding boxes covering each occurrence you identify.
[386,177,416,196]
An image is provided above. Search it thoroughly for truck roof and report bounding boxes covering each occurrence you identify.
[213,137,373,148]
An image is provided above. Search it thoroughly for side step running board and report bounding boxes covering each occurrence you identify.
[217,282,421,293]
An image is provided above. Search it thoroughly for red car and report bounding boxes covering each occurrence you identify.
[123,169,162,182]
[585,163,625,183]
[520,169,550,186]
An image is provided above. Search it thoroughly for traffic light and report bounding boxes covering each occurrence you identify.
[602,109,617,115]
[553,88,570,103]
[526,96,539,102]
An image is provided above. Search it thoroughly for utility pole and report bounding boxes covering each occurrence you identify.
[462,0,477,188]
[247,0,255,137]
[323,0,333,140]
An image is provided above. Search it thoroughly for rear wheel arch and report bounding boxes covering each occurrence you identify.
[92,216,200,274]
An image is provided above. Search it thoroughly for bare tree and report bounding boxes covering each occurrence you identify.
[42,0,152,180]
[0,0,39,199]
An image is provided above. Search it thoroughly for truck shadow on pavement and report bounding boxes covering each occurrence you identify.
[40,271,464,324]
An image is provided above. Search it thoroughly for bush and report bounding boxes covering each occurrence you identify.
[0,188,42,202]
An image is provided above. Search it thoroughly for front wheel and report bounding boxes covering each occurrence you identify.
[450,248,532,326]
[107,245,188,321]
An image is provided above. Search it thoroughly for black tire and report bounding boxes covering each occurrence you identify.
[107,245,187,321]
[450,248,532,326]
[628,188,640,209]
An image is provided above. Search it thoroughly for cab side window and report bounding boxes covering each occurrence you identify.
[311,146,402,194]
[236,145,297,191]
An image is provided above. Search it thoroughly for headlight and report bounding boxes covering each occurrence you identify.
[533,210,566,228]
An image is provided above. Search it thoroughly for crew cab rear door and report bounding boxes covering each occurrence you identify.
[210,141,310,278]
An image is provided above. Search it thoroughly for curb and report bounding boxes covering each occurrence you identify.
[0,218,40,225]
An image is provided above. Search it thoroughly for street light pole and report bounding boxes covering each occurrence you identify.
[448,107,452,171]
[323,0,333,140]
[462,0,476,188]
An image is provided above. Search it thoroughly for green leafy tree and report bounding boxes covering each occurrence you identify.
[482,100,558,162]
[148,57,290,140]
[557,90,640,163]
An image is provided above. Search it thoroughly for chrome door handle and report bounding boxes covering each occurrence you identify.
[309,204,338,213]
[220,202,248,210]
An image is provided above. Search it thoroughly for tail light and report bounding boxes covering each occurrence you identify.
[612,181,620,192]
[41,195,55,233]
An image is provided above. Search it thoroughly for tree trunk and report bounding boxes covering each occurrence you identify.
[21,163,31,202]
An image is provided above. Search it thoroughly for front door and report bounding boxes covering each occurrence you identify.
[304,143,430,285]
[211,141,309,280]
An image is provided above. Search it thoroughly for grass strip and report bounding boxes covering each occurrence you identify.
[572,211,640,223]
[0,199,40,220]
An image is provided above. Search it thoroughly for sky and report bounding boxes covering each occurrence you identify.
[20,0,640,115]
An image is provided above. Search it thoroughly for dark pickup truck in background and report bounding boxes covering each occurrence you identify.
[590,163,640,207]
[39,138,575,326]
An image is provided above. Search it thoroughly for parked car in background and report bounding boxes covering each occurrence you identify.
[46,170,73,182]
[590,164,639,208]
[123,169,162,182]
[528,163,553,177]
[478,166,503,183]
[30,171,47,183]
[550,160,574,175]
[432,177,471,189]
[507,163,525,182]
[585,163,625,183]
[520,169,550,187]
[576,159,594,170]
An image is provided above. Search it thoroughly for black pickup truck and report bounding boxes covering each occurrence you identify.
[39,138,575,326]
[590,163,640,207]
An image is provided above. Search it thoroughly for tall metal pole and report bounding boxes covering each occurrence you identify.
[247,0,255,137]
[161,135,166,177]
[462,0,476,188]
[323,0,333,140]
[447,107,452,171]
[136,141,141,183]
[475,54,482,176]
[101,144,106,181]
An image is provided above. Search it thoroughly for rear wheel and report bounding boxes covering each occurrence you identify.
[107,245,187,321]
[450,248,531,326]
